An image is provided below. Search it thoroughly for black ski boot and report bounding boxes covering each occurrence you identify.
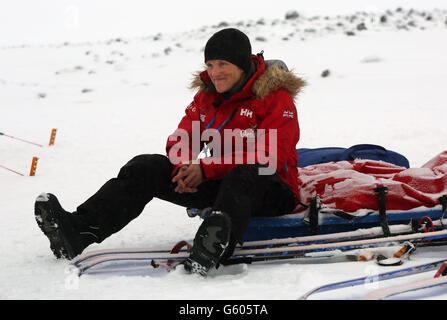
[183,211,231,276]
[34,193,99,260]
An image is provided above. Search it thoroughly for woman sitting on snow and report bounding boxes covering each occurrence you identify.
[34,28,306,276]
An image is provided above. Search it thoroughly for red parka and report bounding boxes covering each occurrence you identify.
[166,55,306,205]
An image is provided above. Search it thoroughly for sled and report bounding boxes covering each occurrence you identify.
[242,206,445,241]
[193,144,447,242]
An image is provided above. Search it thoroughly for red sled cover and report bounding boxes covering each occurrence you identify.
[296,151,447,214]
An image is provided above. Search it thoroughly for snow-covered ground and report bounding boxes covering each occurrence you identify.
[1,1,447,300]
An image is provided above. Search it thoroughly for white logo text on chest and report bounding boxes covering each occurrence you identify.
[240,108,253,118]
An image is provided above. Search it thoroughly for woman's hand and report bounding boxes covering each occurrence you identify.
[172,162,204,193]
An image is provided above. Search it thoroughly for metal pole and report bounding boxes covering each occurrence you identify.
[0,131,44,147]
[0,164,25,176]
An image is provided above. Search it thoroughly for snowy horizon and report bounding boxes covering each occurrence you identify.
[1,0,447,47]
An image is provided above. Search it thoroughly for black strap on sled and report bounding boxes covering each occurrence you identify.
[374,186,391,237]
[308,197,321,235]
[440,195,447,228]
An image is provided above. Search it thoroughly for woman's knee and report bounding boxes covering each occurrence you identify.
[224,164,264,183]
[118,154,172,180]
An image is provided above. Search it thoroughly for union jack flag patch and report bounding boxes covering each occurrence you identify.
[283,110,294,118]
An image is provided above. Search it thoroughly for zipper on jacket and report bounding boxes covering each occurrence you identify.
[205,104,240,133]
[201,104,241,159]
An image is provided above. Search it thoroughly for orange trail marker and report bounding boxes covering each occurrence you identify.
[29,157,39,176]
[49,128,57,146]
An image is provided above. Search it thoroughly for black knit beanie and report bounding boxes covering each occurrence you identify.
[204,28,252,74]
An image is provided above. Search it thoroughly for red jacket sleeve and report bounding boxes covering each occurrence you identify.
[165,100,203,168]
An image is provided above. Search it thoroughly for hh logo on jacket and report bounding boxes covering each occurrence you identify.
[240,108,253,118]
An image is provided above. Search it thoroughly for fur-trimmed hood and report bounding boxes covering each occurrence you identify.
[190,57,306,101]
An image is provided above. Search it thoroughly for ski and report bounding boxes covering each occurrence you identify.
[76,251,189,275]
[227,229,447,256]
[298,258,447,300]
[74,229,447,276]
[74,218,445,265]
[75,247,389,276]
[361,275,447,300]
[74,240,192,265]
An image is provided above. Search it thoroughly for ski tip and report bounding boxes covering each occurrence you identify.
[36,192,50,202]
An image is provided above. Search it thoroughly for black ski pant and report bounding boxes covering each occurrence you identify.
[76,154,296,244]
